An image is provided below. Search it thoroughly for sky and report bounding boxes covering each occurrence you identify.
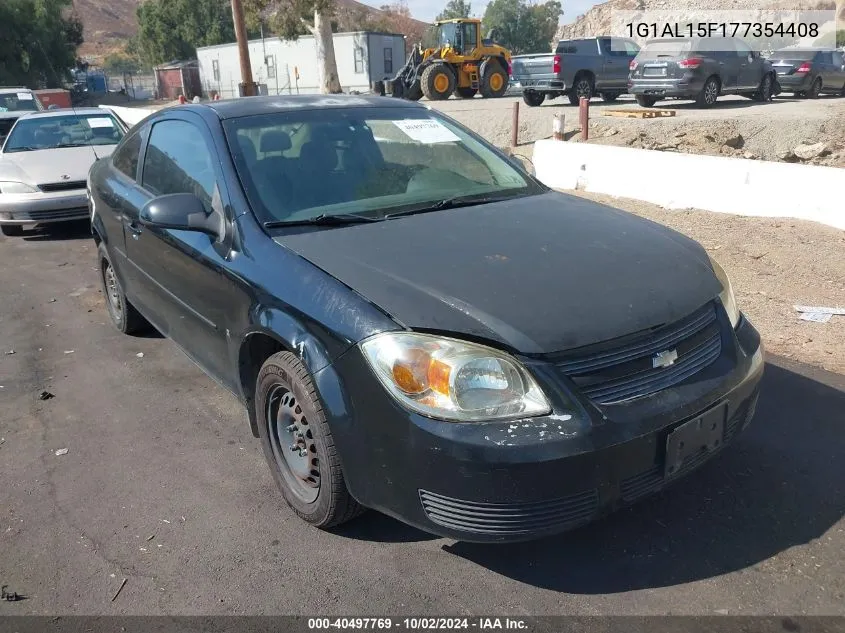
[385,0,598,24]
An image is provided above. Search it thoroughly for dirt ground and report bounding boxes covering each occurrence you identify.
[431,94,845,166]
[567,191,845,375]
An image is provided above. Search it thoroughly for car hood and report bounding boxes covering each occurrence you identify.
[273,192,723,355]
[0,145,115,186]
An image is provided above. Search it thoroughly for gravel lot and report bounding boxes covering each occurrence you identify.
[1,217,844,617]
[429,94,845,165]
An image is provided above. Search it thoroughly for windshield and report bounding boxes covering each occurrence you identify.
[439,23,458,48]
[0,92,40,113]
[3,113,125,153]
[223,106,542,225]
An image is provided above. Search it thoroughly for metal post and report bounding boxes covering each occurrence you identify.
[579,97,589,141]
[231,0,257,97]
[553,113,565,141]
[511,101,519,148]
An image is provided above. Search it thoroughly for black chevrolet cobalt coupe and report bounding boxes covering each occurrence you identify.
[88,95,763,542]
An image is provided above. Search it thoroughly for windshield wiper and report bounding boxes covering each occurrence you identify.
[384,193,521,220]
[57,142,90,148]
[5,146,40,153]
[264,213,383,228]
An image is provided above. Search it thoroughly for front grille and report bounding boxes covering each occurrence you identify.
[620,395,758,503]
[419,488,598,536]
[38,181,87,193]
[557,303,722,405]
[9,207,88,222]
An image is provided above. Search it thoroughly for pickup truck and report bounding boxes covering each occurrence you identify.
[510,37,640,106]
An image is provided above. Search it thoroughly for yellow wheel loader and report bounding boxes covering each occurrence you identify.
[384,19,512,101]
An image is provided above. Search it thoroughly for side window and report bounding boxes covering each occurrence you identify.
[461,22,478,52]
[384,47,393,74]
[734,39,752,59]
[142,120,218,208]
[112,131,143,181]
[833,52,844,67]
[817,52,833,65]
[354,47,365,73]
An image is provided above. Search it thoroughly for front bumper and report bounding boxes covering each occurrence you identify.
[0,190,90,225]
[320,313,764,543]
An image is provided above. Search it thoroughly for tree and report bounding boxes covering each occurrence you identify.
[379,1,429,52]
[0,0,83,88]
[436,0,471,21]
[103,53,143,76]
[482,0,561,55]
[134,0,236,67]
[244,0,343,94]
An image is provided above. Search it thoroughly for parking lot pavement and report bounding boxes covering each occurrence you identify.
[1,222,844,615]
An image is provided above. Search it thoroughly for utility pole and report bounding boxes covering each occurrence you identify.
[231,0,258,97]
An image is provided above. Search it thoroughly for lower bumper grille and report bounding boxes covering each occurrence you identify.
[419,488,598,536]
[5,207,88,222]
[38,181,87,193]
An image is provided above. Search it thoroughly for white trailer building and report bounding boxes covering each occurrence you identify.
[196,31,407,98]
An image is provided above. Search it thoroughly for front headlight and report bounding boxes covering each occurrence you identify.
[0,181,38,194]
[360,332,551,422]
[708,256,741,328]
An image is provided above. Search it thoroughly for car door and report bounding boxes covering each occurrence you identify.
[129,114,237,383]
[710,43,738,91]
[815,51,834,89]
[734,40,761,90]
[832,51,845,90]
[599,38,629,89]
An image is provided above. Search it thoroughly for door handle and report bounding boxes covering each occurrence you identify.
[126,220,143,239]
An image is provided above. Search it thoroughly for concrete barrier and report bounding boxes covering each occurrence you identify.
[533,140,845,231]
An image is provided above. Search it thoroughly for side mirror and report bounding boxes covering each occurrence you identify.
[139,193,220,238]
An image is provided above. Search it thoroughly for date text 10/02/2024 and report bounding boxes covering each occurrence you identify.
[307,618,529,630]
[625,21,819,39]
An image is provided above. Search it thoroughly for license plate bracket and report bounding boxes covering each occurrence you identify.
[644,67,667,77]
[665,404,726,478]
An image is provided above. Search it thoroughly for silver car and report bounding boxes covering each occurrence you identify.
[0,108,128,236]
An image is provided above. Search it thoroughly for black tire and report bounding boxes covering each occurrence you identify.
[840,81,845,97]
[456,87,477,99]
[751,73,774,102]
[522,90,545,107]
[635,94,657,108]
[405,80,423,101]
[696,76,720,107]
[807,77,822,99]
[1,224,24,237]
[600,92,620,102]
[421,64,455,100]
[255,351,363,528]
[567,74,594,105]
[98,242,148,335]
[479,59,508,98]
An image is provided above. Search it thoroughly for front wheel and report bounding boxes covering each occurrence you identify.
[255,352,363,528]
[522,91,545,107]
[635,95,657,107]
[752,74,773,102]
[421,64,455,101]
[0,224,24,237]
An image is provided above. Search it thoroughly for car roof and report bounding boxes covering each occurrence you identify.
[0,87,33,93]
[200,94,426,120]
[15,108,113,120]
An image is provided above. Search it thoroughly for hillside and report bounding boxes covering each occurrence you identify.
[76,0,430,59]
[556,0,842,44]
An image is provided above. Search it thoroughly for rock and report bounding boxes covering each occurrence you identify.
[793,142,831,161]
[778,150,799,163]
[704,134,716,143]
[603,129,619,137]
[743,151,758,160]
[673,131,687,138]
[723,134,744,149]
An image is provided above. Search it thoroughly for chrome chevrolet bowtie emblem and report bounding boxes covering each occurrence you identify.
[653,349,679,369]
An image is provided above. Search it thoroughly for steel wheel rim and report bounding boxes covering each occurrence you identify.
[434,73,449,93]
[490,73,504,91]
[576,80,591,98]
[267,384,320,504]
[104,262,122,319]
[705,81,718,104]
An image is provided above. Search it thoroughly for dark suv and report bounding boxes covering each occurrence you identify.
[629,37,777,107]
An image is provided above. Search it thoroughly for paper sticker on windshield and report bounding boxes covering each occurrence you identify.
[87,117,115,129]
[392,119,460,144]
[17,92,34,100]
